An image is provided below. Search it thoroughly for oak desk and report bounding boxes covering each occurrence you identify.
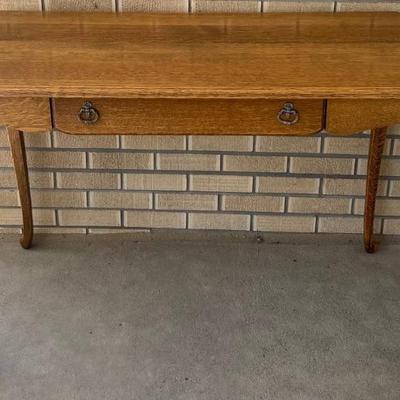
[1,12,400,252]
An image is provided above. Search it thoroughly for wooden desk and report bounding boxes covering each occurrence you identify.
[1,12,400,252]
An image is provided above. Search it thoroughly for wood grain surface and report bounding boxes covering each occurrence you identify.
[53,98,324,135]
[327,99,400,134]
[0,98,51,132]
[1,12,400,99]
[7,127,33,249]
[364,127,387,253]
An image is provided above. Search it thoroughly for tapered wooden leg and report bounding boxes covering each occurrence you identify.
[364,127,387,253]
[7,127,33,249]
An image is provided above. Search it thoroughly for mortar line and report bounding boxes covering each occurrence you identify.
[120,209,124,228]
[283,196,289,213]
[186,174,190,192]
[7,187,398,200]
[20,146,399,160]
[6,166,400,181]
[387,180,391,197]
[350,198,355,215]
[381,217,386,235]
[353,158,359,176]
[217,194,222,211]
[390,137,395,156]
[49,168,56,190]
[286,156,290,174]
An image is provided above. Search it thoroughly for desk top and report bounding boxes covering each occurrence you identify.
[0,12,400,99]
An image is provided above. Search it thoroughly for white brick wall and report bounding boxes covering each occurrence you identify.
[0,0,399,236]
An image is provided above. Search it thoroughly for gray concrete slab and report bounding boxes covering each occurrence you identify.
[0,232,399,400]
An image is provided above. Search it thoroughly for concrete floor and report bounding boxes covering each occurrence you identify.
[0,232,399,400]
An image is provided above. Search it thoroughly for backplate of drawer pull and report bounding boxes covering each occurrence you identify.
[78,101,100,125]
[277,102,299,125]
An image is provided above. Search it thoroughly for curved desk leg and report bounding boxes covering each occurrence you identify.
[364,127,387,253]
[7,127,33,249]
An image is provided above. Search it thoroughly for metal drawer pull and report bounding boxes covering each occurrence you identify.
[277,102,299,125]
[78,101,99,124]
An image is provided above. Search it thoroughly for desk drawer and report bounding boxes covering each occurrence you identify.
[53,99,324,135]
[0,98,51,132]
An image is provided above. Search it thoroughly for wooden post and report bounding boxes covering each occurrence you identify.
[7,126,33,249]
[364,127,387,253]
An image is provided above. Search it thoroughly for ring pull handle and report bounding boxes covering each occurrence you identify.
[277,102,299,125]
[78,101,100,125]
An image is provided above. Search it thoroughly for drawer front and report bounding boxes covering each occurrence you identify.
[327,99,400,135]
[53,98,324,135]
[0,97,51,132]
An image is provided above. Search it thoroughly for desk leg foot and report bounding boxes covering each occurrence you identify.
[8,127,33,249]
[364,127,386,254]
